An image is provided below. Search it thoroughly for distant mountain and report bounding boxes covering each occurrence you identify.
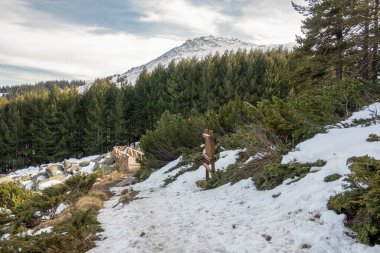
[78,36,295,93]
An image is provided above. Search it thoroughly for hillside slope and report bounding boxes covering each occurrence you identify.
[88,103,380,253]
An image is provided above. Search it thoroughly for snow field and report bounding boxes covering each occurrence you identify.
[85,102,378,252]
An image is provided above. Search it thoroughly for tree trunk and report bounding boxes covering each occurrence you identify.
[362,1,370,80]
[336,29,344,80]
[372,0,379,83]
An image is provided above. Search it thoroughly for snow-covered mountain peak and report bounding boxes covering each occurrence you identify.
[78,36,295,93]
[108,36,294,87]
[180,35,253,51]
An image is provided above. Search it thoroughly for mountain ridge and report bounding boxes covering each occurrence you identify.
[111,35,295,85]
[78,36,295,93]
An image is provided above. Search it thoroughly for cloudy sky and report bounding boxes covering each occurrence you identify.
[0,0,303,86]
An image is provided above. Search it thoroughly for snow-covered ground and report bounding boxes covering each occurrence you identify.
[88,103,380,253]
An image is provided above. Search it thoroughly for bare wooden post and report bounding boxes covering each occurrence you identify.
[203,129,216,180]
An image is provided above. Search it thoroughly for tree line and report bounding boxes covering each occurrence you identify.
[0,49,291,172]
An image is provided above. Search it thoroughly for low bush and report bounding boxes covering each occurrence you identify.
[0,210,101,253]
[0,182,32,210]
[367,134,380,142]
[324,174,342,182]
[256,160,326,190]
[1,173,102,251]
[328,156,380,245]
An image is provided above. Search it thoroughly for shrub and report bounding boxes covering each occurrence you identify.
[256,160,326,190]
[328,156,380,245]
[0,182,33,210]
[0,210,101,253]
[324,174,342,182]
[367,134,380,142]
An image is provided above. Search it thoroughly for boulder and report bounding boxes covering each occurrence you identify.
[102,157,115,166]
[46,165,64,177]
[65,164,80,175]
[116,177,136,187]
[38,174,66,190]
[79,161,90,167]
[63,160,72,170]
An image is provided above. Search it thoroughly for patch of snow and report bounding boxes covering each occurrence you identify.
[79,162,96,175]
[67,155,99,164]
[244,152,269,164]
[126,157,182,192]
[22,180,34,190]
[341,102,380,124]
[89,104,380,253]
[34,226,53,236]
[0,233,10,241]
[55,203,68,215]
[36,175,47,182]
[7,166,40,179]
[38,180,63,190]
[76,80,93,94]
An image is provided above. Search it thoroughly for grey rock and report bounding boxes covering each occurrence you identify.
[116,177,136,187]
[102,157,116,166]
[79,161,90,167]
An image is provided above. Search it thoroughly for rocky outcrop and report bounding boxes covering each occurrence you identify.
[1,148,135,191]
[46,165,64,177]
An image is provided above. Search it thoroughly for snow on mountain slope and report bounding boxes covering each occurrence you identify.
[88,103,380,253]
[111,36,294,86]
[77,36,295,93]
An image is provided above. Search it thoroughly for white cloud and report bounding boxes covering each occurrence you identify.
[0,0,303,85]
[232,0,302,44]
[133,0,230,35]
[0,0,180,85]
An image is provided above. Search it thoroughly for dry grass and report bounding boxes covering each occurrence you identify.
[88,190,108,201]
[75,196,104,211]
